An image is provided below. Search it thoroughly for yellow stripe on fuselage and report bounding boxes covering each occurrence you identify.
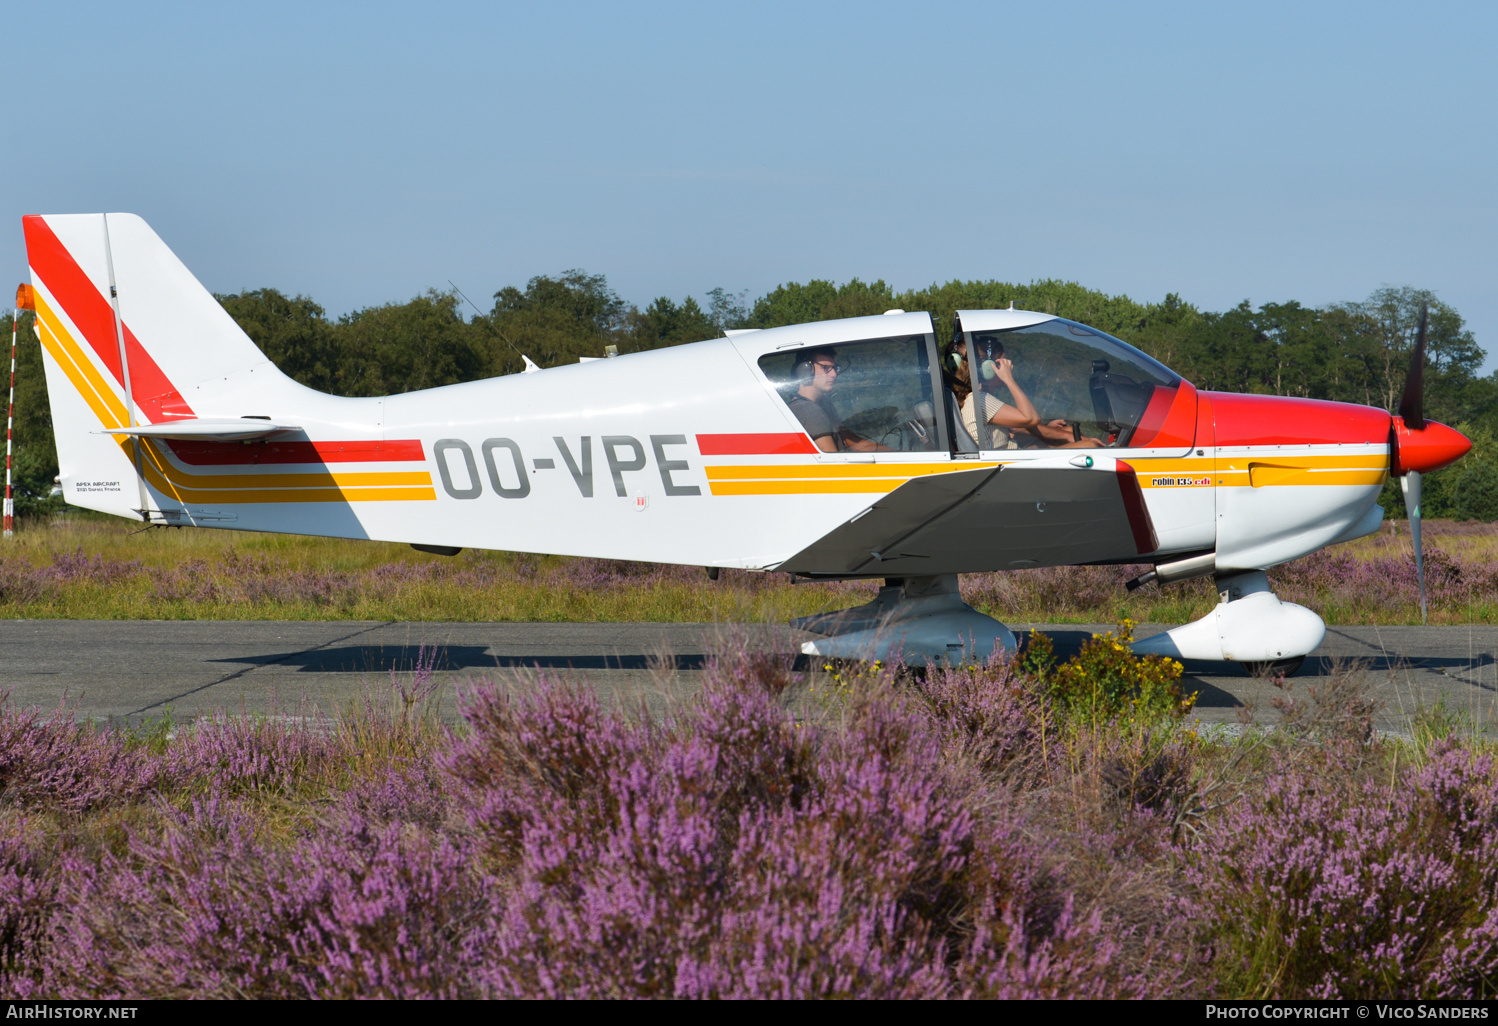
[704,459,982,495]
[705,450,1390,496]
[1219,469,1388,489]
[1132,452,1388,489]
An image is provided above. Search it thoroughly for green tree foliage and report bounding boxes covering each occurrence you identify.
[898,278,1158,344]
[745,279,898,327]
[334,291,486,397]
[479,270,627,372]
[1337,287,1488,425]
[625,296,717,350]
[217,289,340,393]
[1156,288,1489,424]
[705,288,750,334]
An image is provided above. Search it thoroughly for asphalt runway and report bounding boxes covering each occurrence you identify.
[2,619,1496,734]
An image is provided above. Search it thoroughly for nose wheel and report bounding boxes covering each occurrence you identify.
[1241,656,1305,679]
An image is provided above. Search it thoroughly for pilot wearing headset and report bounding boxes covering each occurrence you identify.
[787,348,888,453]
[945,336,1102,450]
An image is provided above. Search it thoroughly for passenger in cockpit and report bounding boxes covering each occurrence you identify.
[787,348,888,453]
[943,337,1103,450]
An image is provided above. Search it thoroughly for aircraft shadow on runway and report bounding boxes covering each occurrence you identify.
[212,645,716,674]
[211,634,1496,709]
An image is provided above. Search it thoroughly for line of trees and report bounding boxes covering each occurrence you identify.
[214,274,737,397]
[4,272,1495,520]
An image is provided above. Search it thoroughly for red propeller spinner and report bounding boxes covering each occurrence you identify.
[1391,415,1470,476]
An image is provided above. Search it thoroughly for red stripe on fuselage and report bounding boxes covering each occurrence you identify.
[22,215,194,424]
[1115,460,1158,555]
[166,439,427,466]
[1207,392,1391,447]
[696,433,818,455]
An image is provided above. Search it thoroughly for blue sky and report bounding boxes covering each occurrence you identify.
[6,1,1496,368]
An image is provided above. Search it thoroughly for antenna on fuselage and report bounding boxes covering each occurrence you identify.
[449,280,538,373]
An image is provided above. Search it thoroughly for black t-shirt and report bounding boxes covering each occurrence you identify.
[787,392,841,449]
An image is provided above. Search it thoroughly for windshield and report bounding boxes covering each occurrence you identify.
[961,318,1181,449]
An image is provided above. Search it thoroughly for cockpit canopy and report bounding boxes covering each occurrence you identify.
[954,310,1182,450]
[748,309,1190,455]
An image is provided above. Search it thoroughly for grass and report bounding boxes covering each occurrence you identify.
[0,512,1492,624]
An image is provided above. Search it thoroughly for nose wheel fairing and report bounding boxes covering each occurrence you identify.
[1129,570,1325,666]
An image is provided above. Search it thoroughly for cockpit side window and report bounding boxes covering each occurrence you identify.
[758,335,941,453]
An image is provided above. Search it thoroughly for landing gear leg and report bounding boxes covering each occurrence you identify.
[1130,570,1325,667]
[792,574,1017,667]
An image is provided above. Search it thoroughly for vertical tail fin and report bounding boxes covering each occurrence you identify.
[23,213,282,516]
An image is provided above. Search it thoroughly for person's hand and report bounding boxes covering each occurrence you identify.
[992,356,1016,382]
[1033,420,1072,442]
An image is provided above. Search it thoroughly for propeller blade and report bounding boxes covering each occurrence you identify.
[1400,470,1427,623]
[1398,303,1428,431]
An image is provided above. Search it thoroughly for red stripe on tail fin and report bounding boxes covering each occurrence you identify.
[22,215,194,424]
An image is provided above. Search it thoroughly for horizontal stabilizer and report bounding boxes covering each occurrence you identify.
[778,456,1158,576]
[98,418,299,441]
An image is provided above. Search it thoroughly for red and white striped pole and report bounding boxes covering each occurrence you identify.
[7,284,33,539]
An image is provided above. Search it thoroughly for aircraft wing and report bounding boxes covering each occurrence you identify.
[777,456,1158,576]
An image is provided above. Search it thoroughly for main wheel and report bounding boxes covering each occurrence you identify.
[1240,656,1305,679]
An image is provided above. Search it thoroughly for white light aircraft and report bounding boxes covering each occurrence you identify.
[20,214,1473,670]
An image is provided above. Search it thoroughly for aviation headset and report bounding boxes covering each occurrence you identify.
[793,349,837,385]
[945,336,1005,381]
